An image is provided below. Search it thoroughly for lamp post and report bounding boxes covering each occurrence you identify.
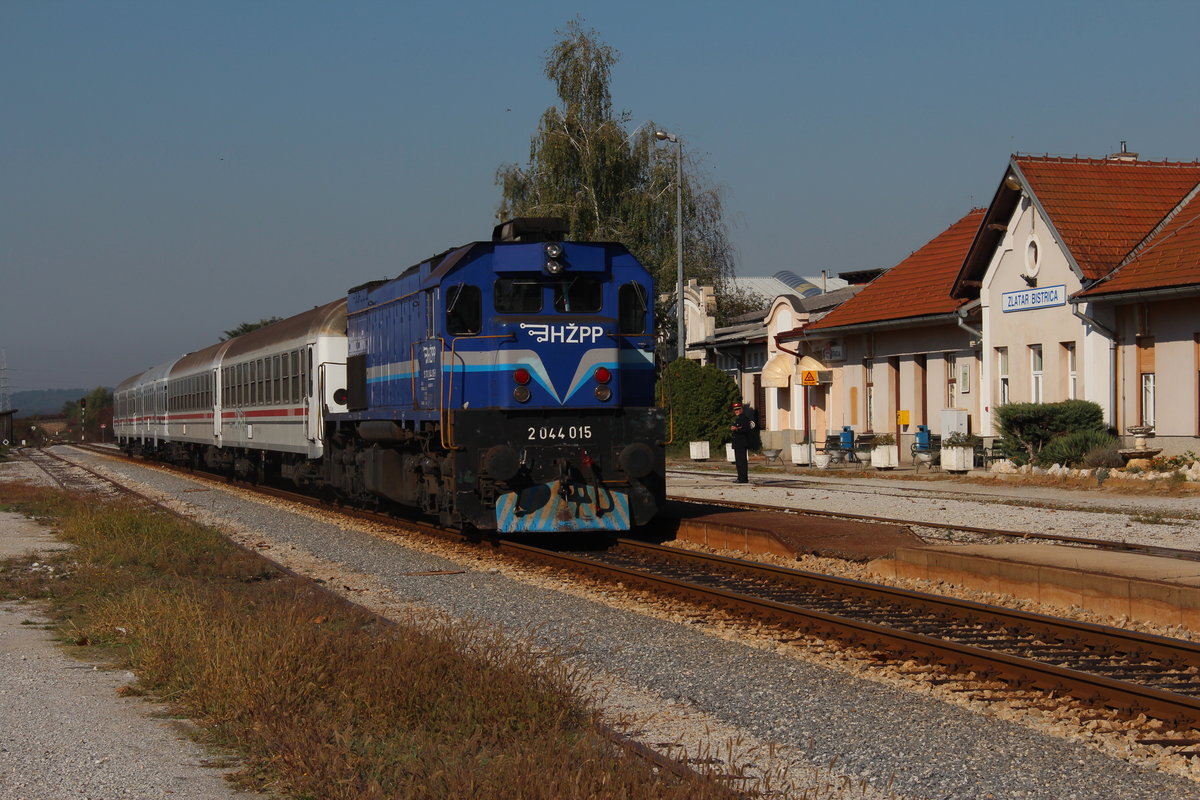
[655,129,685,359]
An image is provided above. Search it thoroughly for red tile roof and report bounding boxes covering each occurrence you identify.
[1015,155,1200,281]
[805,208,985,332]
[1080,190,1200,296]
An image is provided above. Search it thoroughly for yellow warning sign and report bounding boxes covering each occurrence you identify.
[800,370,820,386]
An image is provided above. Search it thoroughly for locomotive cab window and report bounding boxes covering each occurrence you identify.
[494,279,542,313]
[445,284,481,335]
[553,276,602,313]
[619,282,649,334]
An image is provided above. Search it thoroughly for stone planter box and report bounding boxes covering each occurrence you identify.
[689,441,710,461]
[872,445,899,470]
[726,443,736,463]
[790,443,814,465]
[941,446,973,473]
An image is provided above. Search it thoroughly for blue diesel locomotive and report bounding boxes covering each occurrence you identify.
[327,218,665,531]
[114,218,666,533]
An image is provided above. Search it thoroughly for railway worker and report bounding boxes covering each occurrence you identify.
[729,401,753,483]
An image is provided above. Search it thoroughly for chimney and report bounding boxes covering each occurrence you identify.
[1108,141,1139,162]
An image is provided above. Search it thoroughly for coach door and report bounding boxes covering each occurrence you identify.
[305,345,321,442]
[212,368,222,438]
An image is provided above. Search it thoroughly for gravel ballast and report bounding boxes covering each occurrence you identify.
[5,450,1200,799]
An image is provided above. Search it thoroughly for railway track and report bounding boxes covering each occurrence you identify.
[508,538,1200,735]
[51,446,1200,737]
[20,446,132,497]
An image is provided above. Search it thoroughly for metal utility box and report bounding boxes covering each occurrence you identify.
[940,408,969,435]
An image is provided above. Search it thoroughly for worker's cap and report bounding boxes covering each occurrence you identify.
[731,402,743,410]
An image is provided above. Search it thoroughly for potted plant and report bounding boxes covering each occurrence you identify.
[940,431,981,473]
[871,432,899,470]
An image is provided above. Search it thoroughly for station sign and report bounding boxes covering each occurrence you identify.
[1001,284,1067,313]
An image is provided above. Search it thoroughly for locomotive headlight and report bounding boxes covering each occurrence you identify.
[513,367,532,402]
[594,385,612,401]
[544,241,565,274]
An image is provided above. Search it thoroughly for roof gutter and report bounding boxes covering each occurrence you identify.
[793,312,962,339]
[1079,283,1200,306]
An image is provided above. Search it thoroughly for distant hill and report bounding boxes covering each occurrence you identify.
[10,388,98,416]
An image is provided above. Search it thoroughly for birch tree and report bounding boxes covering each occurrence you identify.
[497,20,747,339]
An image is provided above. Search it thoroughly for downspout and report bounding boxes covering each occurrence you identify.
[955,299,982,340]
[1070,299,1117,429]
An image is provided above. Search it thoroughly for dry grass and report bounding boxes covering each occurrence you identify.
[0,485,746,800]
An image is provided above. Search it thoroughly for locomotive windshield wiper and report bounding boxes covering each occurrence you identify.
[555,276,582,312]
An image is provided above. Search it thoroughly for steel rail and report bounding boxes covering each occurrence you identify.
[69,445,1200,726]
[501,538,1200,728]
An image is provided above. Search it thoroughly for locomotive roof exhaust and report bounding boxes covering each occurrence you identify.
[492,217,569,243]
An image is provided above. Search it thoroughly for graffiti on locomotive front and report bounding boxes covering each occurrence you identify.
[496,482,630,533]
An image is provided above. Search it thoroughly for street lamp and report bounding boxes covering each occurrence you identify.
[655,129,685,359]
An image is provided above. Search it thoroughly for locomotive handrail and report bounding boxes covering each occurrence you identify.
[442,334,515,450]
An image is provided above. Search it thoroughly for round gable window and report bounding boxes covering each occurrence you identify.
[1025,237,1041,277]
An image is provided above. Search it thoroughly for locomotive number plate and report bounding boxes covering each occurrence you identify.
[527,425,593,441]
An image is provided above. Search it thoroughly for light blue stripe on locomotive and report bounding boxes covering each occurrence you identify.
[364,347,653,406]
[496,482,630,532]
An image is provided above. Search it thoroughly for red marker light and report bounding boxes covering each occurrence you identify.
[593,367,611,384]
[513,368,531,385]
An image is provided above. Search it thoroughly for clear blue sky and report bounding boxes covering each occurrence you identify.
[4,1,1199,392]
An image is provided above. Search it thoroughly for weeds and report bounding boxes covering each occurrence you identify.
[0,484,742,800]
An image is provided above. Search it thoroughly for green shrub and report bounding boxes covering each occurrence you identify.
[1081,441,1125,469]
[656,359,741,446]
[994,400,1106,464]
[1037,429,1120,468]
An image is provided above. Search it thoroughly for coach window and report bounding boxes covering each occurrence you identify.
[494,279,542,313]
[618,282,648,334]
[553,276,602,313]
[292,350,301,401]
[281,352,292,403]
[272,355,281,404]
[446,284,481,335]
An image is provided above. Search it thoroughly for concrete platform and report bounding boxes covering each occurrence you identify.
[663,500,926,561]
[872,543,1200,630]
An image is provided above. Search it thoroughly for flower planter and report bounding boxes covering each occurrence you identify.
[812,452,832,469]
[689,441,710,461]
[872,445,899,470]
[790,443,814,466]
[726,443,736,463]
[940,446,973,473]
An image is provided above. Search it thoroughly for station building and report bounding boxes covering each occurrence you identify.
[689,149,1200,458]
